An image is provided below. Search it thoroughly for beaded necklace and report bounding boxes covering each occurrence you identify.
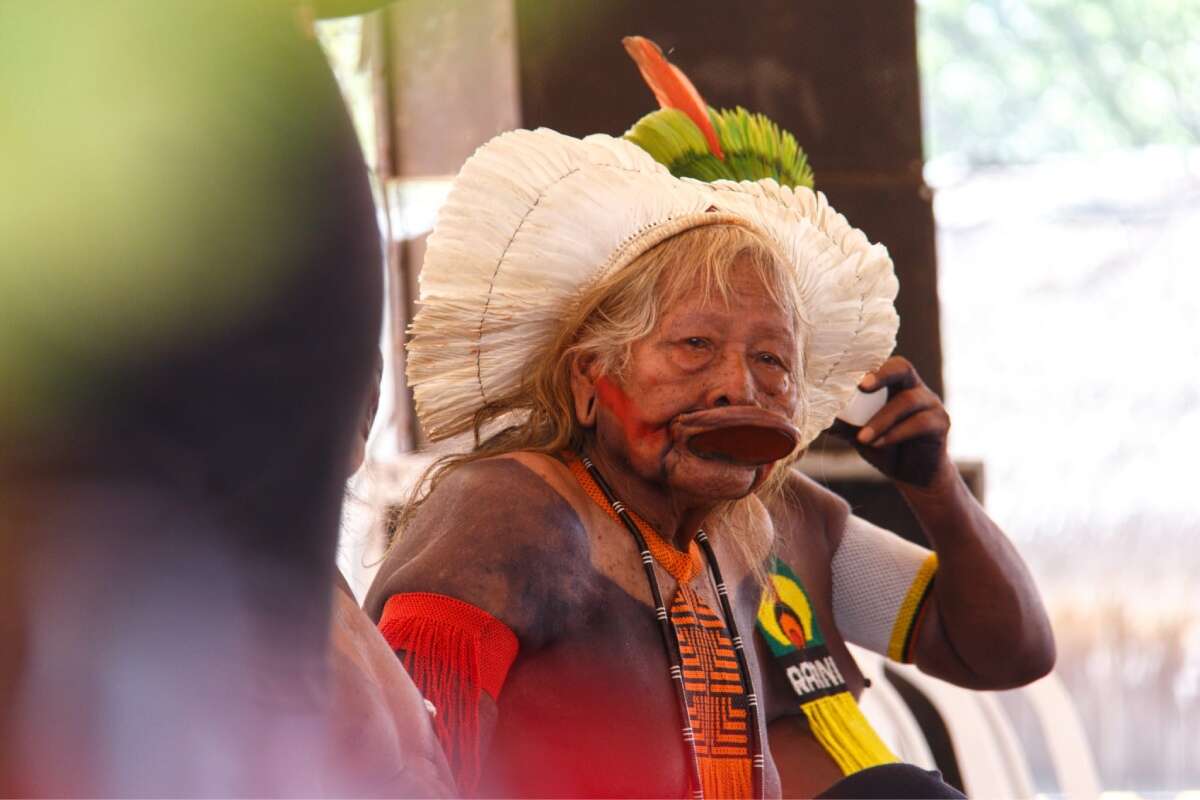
[573,454,765,800]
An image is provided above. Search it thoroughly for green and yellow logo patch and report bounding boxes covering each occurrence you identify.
[756,558,825,657]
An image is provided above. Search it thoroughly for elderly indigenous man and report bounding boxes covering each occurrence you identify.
[366,39,1055,799]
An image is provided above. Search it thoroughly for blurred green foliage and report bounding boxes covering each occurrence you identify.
[919,0,1200,163]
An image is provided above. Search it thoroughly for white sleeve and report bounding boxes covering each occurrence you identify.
[830,514,938,662]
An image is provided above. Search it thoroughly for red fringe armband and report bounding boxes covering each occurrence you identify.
[378,592,519,794]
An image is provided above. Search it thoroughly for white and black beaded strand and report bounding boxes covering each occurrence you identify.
[580,455,764,800]
[580,456,704,799]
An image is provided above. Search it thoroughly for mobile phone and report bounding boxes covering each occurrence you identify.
[836,388,887,428]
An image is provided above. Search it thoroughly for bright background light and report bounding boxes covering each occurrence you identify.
[921,0,1200,792]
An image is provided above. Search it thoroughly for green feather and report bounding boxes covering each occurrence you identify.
[624,108,732,183]
[711,106,815,189]
[624,106,815,190]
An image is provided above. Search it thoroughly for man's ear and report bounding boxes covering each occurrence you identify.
[569,352,599,427]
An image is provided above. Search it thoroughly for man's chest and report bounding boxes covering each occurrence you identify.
[488,545,788,797]
[482,502,864,797]
[577,508,861,712]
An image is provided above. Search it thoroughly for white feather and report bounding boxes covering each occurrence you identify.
[407,130,900,447]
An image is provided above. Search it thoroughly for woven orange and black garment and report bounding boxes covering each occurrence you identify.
[567,456,753,798]
[657,540,753,798]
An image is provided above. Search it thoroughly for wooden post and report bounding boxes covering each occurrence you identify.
[375,0,521,449]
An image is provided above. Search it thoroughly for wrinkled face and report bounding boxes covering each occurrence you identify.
[590,266,802,502]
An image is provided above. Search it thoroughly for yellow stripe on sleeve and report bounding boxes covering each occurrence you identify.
[886,552,938,662]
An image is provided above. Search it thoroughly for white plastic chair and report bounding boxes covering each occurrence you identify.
[848,644,937,769]
[1020,672,1102,800]
[884,662,1037,798]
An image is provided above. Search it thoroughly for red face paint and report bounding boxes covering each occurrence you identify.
[594,376,665,447]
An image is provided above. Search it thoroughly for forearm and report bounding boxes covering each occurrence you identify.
[900,461,1055,687]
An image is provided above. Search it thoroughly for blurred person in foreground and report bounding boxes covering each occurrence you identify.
[365,38,1055,798]
[0,2,448,795]
[329,348,453,795]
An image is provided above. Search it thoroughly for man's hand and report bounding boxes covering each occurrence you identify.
[830,359,1056,689]
[831,356,950,487]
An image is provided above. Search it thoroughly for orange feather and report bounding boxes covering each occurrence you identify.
[622,35,725,161]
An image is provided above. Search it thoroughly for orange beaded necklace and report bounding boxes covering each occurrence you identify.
[567,453,764,800]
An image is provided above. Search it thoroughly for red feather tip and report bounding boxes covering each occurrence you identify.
[622,35,725,161]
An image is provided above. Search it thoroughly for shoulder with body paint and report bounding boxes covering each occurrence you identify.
[764,467,852,557]
[364,453,601,649]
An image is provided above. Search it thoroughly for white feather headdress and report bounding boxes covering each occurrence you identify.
[406,127,899,450]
